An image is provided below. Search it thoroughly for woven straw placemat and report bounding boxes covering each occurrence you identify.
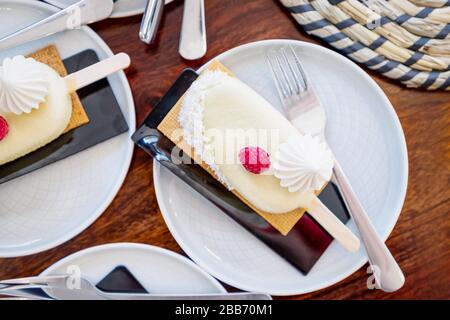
[28,45,89,132]
[280,0,450,90]
[158,60,314,236]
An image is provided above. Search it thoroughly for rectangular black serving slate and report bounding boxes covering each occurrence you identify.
[132,69,350,274]
[97,266,148,294]
[0,49,129,184]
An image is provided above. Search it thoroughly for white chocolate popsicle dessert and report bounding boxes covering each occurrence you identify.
[0,56,72,165]
[0,53,131,166]
[179,68,360,252]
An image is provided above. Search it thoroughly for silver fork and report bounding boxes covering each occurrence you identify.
[267,46,405,292]
[0,275,271,300]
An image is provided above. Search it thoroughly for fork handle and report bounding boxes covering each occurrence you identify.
[333,161,405,292]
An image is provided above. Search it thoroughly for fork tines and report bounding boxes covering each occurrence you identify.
[267,46,308,99]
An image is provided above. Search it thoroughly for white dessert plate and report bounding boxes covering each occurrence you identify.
[154,39,408,296]
[0,0,135,257]
[42,0,175,18]
[41,243,226,299]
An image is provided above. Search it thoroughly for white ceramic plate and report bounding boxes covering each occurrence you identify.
[43,0,175,18]
[154,39,408,296]
[41,243,226,299]
[0,0,135,257]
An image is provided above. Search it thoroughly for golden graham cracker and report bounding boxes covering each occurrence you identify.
[28,45,89,132]
[157,60,308,235]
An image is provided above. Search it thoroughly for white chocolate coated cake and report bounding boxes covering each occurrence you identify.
[0,57,72,165]
[179,70,333,214]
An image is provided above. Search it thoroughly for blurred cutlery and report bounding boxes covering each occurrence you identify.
[139,0,164,44]
[0,275,271,300]
[0,0,113,50]
[179,0,207,60]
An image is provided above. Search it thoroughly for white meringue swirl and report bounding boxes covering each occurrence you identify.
[0,55,50,115]
[274,134,334,193]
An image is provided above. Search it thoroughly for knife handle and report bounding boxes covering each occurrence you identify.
[139,0,164,44]
[333,161,405,292]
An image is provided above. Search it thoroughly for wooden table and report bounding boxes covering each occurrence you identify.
[1,0,448,300]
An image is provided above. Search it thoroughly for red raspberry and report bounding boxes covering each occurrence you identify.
[239,146,270,174]
[0,116,8,141]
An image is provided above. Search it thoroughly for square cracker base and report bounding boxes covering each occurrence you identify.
[28,45,89,132]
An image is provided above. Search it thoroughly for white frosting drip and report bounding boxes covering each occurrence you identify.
[274,134,334,193]
[0,56,50,115]
[179,70,233,189]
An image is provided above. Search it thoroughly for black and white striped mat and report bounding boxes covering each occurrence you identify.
[280,0,450,90]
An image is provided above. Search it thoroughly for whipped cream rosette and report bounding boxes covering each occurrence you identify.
[0,55,51,115]
[274,134,334,194]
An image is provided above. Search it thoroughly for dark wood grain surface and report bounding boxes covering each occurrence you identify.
[0,0,449,300]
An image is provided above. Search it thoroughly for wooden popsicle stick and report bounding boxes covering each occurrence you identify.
[306,195,361,252]
[65,53,131,92]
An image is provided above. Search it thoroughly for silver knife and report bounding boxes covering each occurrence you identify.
[0,0,113,50]
[0,275,273,300]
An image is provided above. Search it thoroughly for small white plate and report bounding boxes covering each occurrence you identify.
[0,0,135,257]
[43,0,175,18]
[41,243,226,299]
[154,39,408,296]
